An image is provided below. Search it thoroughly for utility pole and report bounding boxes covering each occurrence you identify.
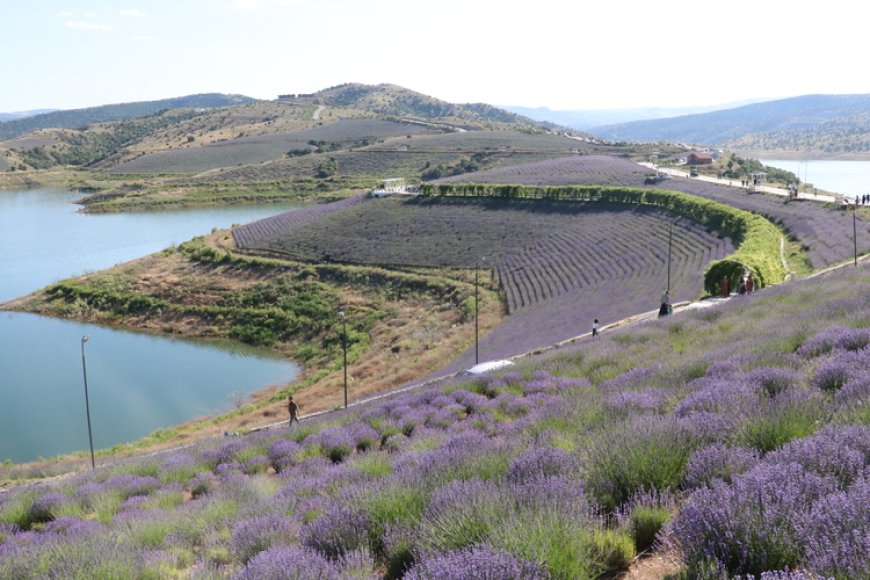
[80,336,96,470]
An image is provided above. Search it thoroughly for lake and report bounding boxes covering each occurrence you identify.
[761,159,870,198]
[0,189,302,463]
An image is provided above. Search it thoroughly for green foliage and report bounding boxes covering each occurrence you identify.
[628,505,671,552]
[420,183,787,295]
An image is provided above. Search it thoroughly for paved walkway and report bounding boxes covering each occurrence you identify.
[638,162,840,203]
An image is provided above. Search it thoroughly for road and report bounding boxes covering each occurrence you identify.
[639,162,840,204]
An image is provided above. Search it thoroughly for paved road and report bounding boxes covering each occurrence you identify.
[639,162,840,204]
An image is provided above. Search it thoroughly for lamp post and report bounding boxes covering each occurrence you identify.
[80,336,96,470]
[667,217,679,293]
[338,309,348,409]
[854,200,859,267]
[474,257,487,366]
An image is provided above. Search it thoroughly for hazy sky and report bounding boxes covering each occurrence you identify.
[3,0,868,113]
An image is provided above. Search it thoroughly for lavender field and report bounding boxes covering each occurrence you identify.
[111,119,433,174]
[235,196,733,362]
[442,155,870,269]
[2,262,867,579]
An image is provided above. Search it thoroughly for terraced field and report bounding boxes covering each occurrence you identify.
[235,196,733,360]
[110,119,437,174]
[443,155,870,269]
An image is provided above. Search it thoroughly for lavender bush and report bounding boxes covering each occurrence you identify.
[404,544,550,580]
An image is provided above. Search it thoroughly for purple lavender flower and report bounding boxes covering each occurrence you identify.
[671,462,838,576]
[449,389,489,414]
[189,471,216,498]
[103,474,161,499]
[404,545,550,580]
[674,377,755,416]
[27,492,71,524]
[682,444,761,489]
[745,367,803,398]
[315,427,357,463]
[810,349,870,392]
[505,446,580,484]
[269,439,303,473]
[41,516,106,536]
[233,545,339,579]
[766,425,870,487]
[795,477,870,579]
[605,387,671,414]
[301,503,369,560]
[230,513,298,564]
[242,455,271,475]
[800,326,870,357]
[347,422,381,452]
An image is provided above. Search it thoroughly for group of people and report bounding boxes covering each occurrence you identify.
[857,194,869,205]
[721,273,754,297]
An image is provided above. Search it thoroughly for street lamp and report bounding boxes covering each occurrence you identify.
[474,257,487,365]
[667,217,680,293]
[854,200,859,267]
[80,336,96,470]
[337,309,348,409]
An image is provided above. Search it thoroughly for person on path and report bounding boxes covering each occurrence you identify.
[720,276,730,298]
[288,396,300,425]
[592,318,599,338]
[745,274,754,293]
[658,290,670,318]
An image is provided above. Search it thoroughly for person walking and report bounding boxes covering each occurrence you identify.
[745,273,754,293]
[288,396,300,425]
[592,318,599,338]
[658,290,670,318]
[720,276,730,298]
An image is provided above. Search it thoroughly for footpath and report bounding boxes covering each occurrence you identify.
[638,162,841,204]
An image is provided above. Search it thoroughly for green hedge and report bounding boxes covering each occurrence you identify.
[420,183,787,294]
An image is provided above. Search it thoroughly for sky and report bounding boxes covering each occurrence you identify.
[2,0,869,113]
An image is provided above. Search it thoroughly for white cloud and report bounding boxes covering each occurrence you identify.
[120,9,143,17]
[133,35,156,41]
[65,20,112,30]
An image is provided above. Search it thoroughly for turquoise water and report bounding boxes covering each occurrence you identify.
[0,190,302,463]
[761,159,870,198]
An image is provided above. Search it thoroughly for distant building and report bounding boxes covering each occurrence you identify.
[686,151,713,165]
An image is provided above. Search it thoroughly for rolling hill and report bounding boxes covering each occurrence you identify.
[589,94,870,156]
[0,93,256,141]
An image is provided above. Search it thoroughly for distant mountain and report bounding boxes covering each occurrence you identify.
[0,109,59,122]
[587,94,870,155]
[0,94,256,141]
[503,100,767,130]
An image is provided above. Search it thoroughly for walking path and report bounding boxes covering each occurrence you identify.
[312,105,325,120]
[638,162,840,203]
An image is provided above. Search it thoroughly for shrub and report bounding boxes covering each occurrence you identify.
[404,545,550,580]
[670,463,838,576]
[233,545,339,579]
[301,504,369,560]
[230,514,297,564]
[682,444,760,489]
